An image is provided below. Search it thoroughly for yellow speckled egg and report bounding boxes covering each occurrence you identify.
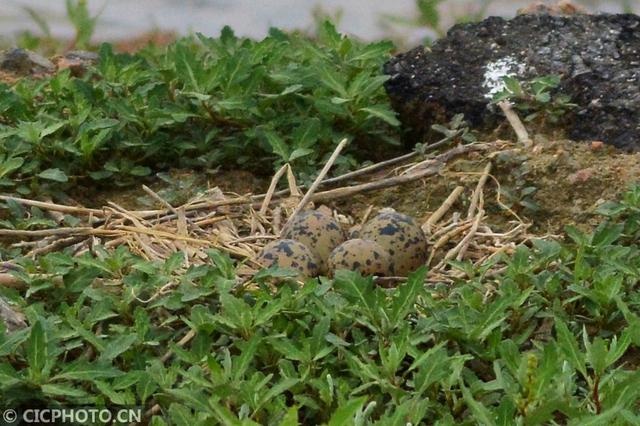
[328,239,393,276]
[257,239,319,279]
[359,211,428,276]
[281,209,347,274]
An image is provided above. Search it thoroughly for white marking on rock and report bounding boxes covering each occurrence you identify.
[483,56,525,99]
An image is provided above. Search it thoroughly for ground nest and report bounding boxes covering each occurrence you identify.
[4,127,637,292]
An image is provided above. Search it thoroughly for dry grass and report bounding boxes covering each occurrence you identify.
[1,137,537,289]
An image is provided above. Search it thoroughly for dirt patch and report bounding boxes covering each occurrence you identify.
[69,169,269,211]
[335,137,640,236]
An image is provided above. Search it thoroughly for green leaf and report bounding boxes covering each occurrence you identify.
[350,41,393,62]
[168,403,197,426]
[27,318,48,381]
[585,335,608,377]
[333,270,378,316]
[42,383,89,398]
[100,334,138,361]
[0,157,24,179]
[0,328,30,357]
[209,401,243,425]
[565,225,589,246]
[502,76,523,96]
[137,373,158,403]
[288,148,314,162]
[53,361,124,381]
[0,363,22,387]
[555,318,587,378]
[318,67,348,98]
[360,105,401,126]
[38,168,68,183]
[292,118,321,149]
[591,223,624,247]
[416,0,442,28]
[129,166,151,176]
[390,267,426,325]
[460,382,496,426]
[264,130,289,161]
[40,122,66,138]
[278,406,299,426]
[328,397,367,426]
[280,84,303,96]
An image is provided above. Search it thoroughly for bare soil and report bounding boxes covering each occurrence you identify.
[338,136,640,236]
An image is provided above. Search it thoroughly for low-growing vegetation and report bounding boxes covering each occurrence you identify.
[0,22,400,195]
[492,75,577,126]
[1,185,640,424]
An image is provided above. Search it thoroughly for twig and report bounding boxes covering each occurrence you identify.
[43,197,66,224]
[259,164,289,216]
[0,273,25,289]
[360,205,374,225]
[194,216,228,227]
[286,165,303,198]
[456,208,484,261]
[161,329,196,363]
[309,143,491,203]
[423,186,464,234]
[26,235,86,258]
[114,225,216,245]
[142,185,202,233]
[467,162,492,220]
[321,131,459,186]
[283,138,348,230]
[230,235,279,244]
[251,132,460,202]
[427,221,473,266]
[498,101,531,147]
[435,209,484,269]
[0,195,103,216]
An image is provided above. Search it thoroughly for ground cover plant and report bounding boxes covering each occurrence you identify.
[1,185,640,424]
[0,21,400,196]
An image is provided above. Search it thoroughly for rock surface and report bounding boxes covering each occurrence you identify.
[0,48,55,75]
[384,13,640,151]
[0,48,99,79]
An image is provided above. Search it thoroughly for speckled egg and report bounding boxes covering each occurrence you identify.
[257,239,319,278]
[359,211,428,276]
[328,239,393,276]
[281,209,347,273]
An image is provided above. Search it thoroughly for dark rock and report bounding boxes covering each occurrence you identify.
[384,13,640,151]
[0,48,55,75]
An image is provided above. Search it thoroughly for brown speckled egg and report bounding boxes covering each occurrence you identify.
[281,210,347,274]
[257,239,319,278]
[328,239,393,276]
[359,211,428,276]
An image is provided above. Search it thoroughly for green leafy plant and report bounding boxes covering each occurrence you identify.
[3,186,640,423]
[431,113,477,144]
[492,75,577,125]
[0,22,401,194]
